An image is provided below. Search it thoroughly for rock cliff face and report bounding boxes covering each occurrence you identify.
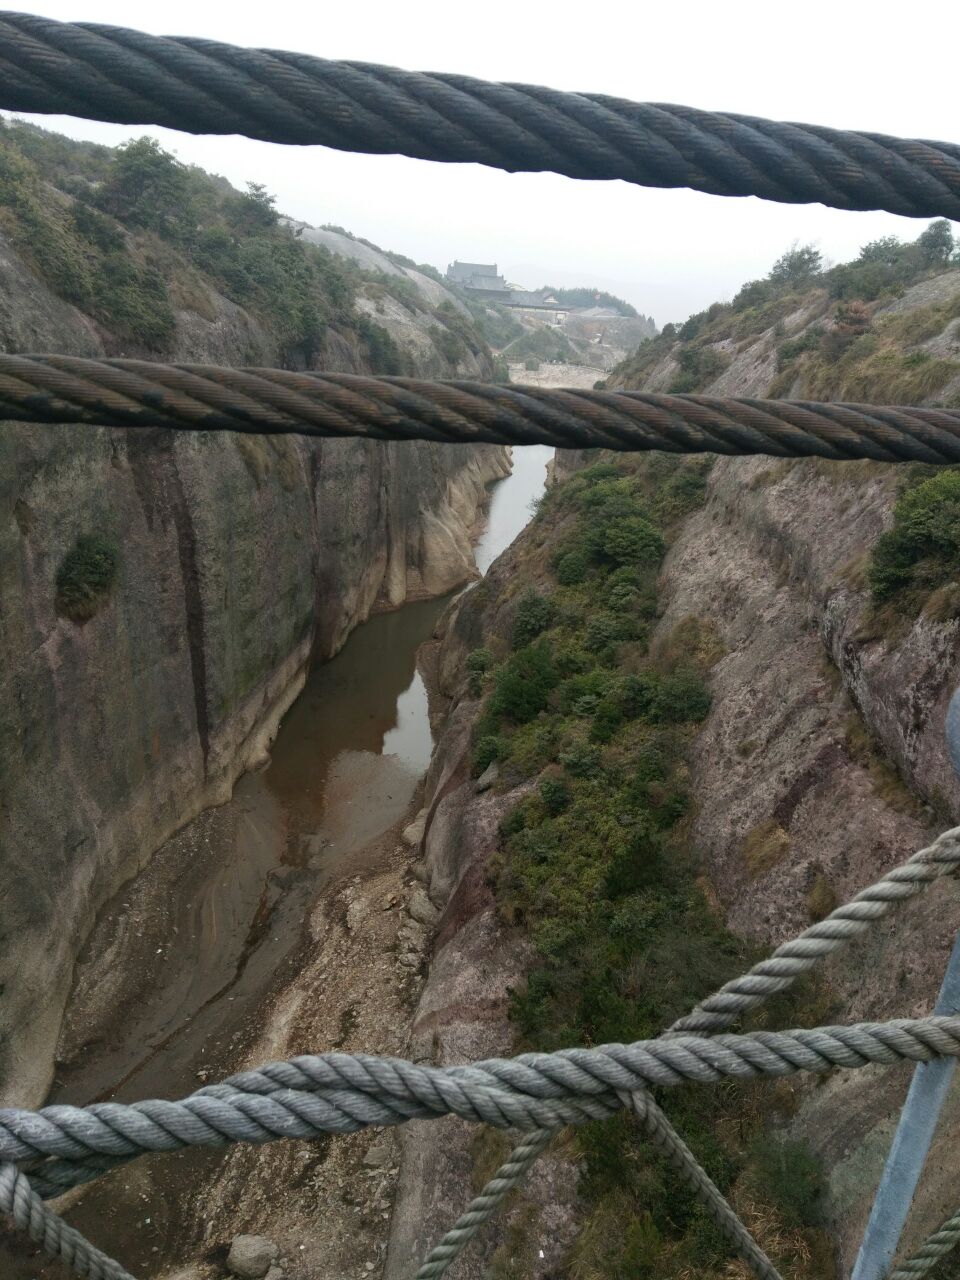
[0,221,508,1107]
[390,269,960,1276]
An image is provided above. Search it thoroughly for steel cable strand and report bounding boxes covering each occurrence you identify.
[0,13,959,217]
[4,355,960,461]
[0,1163,135,1280]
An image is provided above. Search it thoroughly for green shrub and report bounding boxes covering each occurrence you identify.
[473,734,507,774]
[55,533,119,622]
[746,1136,826,1230]
[539,775,569,815]
[591,695,624,742]
[466,646,494,696]
[556,548,589,585]
[511,589,554,648]
[491,642,559,723]
[91,252,175,347]
[869,470,960,606]
[557,740,602,778]
[649,670,712,723]
[601,516,665,567]
[604,826,666,896]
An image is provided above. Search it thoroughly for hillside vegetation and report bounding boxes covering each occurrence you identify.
[611,222,960,404]
[0,119,495,377]
[460,457,835,1279]
[608,222,960,633]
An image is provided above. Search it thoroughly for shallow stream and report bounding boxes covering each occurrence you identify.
[2,445,552,1277]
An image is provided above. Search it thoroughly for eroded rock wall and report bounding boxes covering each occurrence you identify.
[0,227,508,1106]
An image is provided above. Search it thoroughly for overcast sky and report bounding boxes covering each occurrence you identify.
[9,1,960,325]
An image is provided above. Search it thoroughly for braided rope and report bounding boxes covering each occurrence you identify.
[1,355,960,463]
[0,1164,135,1279]
[624,1093,782,1280]
[0,13,958,219]
[6,1019,960,1171]
[8,1019,960,1278]
[674,825,960,1035]
[461,825,960,1279]
[889,1206,960,1278]
[413,1128,556,1279]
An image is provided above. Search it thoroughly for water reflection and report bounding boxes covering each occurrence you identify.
[267,595,451,868]
[475,444,554,574]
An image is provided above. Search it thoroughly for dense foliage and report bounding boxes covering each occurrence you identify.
[614,220,960,398]
[0,119,490,373]
[869,470,960,615]
[55,534,120,622]
[468,457,833,1278]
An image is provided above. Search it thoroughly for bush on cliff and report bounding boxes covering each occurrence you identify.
[55,534,120,623]
[468,452,831,1278]
[869,470,960,613]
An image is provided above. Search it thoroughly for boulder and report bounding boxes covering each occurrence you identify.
[407,886,440,929]
[226,1236,279,1279]
[474,761,499,792]
[402,808,429,847]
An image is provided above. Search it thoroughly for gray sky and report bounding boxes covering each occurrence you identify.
[10,0,960,324]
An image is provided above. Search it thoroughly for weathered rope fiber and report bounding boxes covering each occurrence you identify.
[3,355,960,463]
[413,1127,556,1279]
[889,1205,960,1278]
[6,1018,960,1174]
[624,1093,783,1280]
[627,825,960,1276]
[0,1164,135,1279]
[0,12,959,220]
[673,824,960,1035]
[450,825,960,1279]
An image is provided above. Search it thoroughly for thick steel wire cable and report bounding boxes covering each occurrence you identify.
[0,13,959,219]
[2,355,960,463]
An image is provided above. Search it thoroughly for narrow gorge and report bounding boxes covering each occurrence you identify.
[4,112,960,1280]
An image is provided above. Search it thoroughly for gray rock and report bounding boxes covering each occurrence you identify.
[363,1134,393,1168]
[264,1270,285,1280]
[345,899,367,932]
[226,1236,279,1279]
[408,886,440,928]
[474,761,499,792]
[402,808,429,847]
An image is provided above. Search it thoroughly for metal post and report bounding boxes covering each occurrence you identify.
[850,929,960,1280]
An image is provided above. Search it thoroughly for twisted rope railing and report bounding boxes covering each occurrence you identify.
[7,1019,960,1275]
[0,12,959,220]
[5,829,960,1278]
[445,827,960,1279]
[412,1128,556,1280]
[889,1206,960,1278]
[2,355,960,463]
[0,1164,134,1280]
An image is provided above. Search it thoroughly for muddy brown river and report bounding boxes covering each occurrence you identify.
[2,444,552,1278]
